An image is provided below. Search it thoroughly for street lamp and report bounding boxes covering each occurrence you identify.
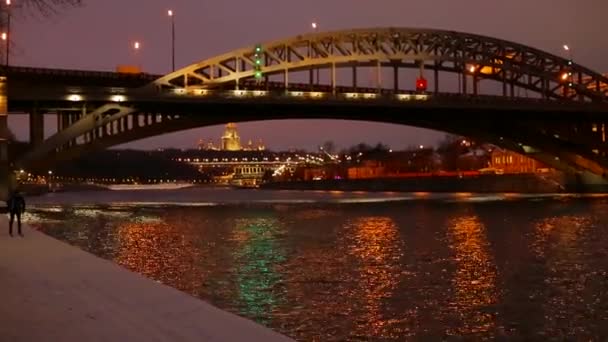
[563,44,573,65]
[311,21,319,86]
[562,44,574,89]
[133,41,141,69]
[5,0,11,66]
[168,9,175,72]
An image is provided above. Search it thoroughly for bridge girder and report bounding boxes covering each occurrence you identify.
[153,27,608,102]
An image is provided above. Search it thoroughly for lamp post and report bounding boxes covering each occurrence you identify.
[311,22,319,86]
[563,44,574,89]
[563,44,571,61]
[5,0,10,67]
[133,41,141,69]
[168,9,175,71]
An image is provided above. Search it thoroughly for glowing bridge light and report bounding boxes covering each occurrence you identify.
[362,93,377,99]
[111,95,126,102]
[253,90,267,96]
[561,73,569,81]
[469,65,477,73]
[290,91,304,97]
[67,94,83,102]
[173,88,186,94]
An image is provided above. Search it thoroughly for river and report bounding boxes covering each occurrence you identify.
[22,187,608,340]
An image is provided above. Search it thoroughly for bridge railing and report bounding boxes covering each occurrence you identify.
[161,86,592,108]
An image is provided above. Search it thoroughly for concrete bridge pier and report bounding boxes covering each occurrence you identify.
[29,107,45,147]
[564,171,608,193]
[0,76,16,201]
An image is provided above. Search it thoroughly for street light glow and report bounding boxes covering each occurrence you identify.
[469,65,476,73]
[563,44,569,51]
[5,0,10,6]
[311,22,317,30]
[168,9,173,16]
[1,33,6,41]
[134,41,140,50]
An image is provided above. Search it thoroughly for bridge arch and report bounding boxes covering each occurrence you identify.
[154,27,608,102]
[21,103,607,183]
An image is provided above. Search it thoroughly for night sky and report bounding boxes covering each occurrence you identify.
[7,0,608,151]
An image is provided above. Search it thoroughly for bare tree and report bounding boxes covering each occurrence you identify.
[321,140,336,154]
[4,0,82,16]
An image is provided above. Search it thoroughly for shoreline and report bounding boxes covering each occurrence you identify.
[261,173,572,193]
[0,220,293,341]
[19,172,608,197]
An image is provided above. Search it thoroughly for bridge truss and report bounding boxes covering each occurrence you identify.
[154,27,608,102]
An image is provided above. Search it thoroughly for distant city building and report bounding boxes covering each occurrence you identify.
[221,123,242,151]
[198,123,265,151]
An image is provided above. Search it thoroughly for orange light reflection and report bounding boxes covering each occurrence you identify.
[446,215,498,336]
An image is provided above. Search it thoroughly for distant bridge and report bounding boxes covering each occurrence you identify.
[3,27,608,188]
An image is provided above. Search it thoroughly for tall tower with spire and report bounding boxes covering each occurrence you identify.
[221,123,242,151]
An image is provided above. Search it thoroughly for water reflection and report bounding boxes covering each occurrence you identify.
[531,215,595,338]
[230,217,287,325]
[446,214,498,336]
[114,210,206,294]
[26,197,608,341]
[344,216,405,339]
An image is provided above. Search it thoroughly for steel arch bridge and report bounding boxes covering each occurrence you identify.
[9,27,608,188]
[153,27,608,102]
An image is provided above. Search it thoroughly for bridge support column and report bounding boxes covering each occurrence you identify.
[29,108,45,147]
[0,76,14,200]
[393,65,398,92]
[433,61,439,94]
[462,68,467,95]
[376,60,381,93]
[331,63,336,94]
[473,74,478,95]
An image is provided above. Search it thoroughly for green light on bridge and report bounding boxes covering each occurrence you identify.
[254,44,264,80]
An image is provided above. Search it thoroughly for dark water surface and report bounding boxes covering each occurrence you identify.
[23,188,608,340]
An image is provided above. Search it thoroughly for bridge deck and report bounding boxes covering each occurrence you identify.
[1,65,161,88]
[0,220,292,342]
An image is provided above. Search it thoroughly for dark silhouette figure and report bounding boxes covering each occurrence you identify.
[6,191,25,237]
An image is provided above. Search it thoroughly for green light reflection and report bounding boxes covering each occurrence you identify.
[231,217,287,325]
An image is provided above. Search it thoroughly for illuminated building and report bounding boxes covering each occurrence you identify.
[199,123,265,151]
[221,123,242,151]
[489,148,549,173]
[173,150,321,186]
